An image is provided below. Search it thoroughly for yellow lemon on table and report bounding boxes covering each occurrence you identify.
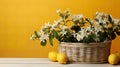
[108,54,119,65]
[57,53,68,64]
[48,51,57,62]
[115,52,120,62]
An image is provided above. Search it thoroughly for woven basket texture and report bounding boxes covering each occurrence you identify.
[59,41,111,63]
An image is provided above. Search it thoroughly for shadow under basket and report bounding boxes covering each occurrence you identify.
[58,41,111,63]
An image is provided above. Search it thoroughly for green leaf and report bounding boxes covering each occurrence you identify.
[90,34,96,39]
[42,28,46,32]
[59,13,64,19]
[113,26,119,32]
[68,35,78,42]
[108,15,112,23]
[73,20,79,25]
[116,31,120,35]
[65,15,69,19]
[34,31,40,38]
[86,18,92,26]
[53,30,59,39]
[66,29,70,34]
[98,31,107,42]
[83,37,90,43]
[108,27,113,34]
[80,21,86,27]
[40,40,47,46]
[103,31,108,38]
[71,25,81,33]
[49,33,54,46]
[58,34,62,42]
[42,28,50,34]
[110,32,116,40]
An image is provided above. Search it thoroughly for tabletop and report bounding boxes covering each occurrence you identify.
[0,58,119,67]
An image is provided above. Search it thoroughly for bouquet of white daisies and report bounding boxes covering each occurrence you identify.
[30,9,120,46]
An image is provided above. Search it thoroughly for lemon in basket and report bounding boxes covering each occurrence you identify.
[48,51,57,62]
[57,53,68,64]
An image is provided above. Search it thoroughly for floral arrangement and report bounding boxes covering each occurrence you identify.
[30,9,120,46]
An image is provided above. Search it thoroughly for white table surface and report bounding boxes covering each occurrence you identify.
[0,58,119,67]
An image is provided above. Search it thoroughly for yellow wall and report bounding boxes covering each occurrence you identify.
[0,0,120,58]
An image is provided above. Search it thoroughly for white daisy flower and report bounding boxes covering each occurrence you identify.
[96,12,104,20]
[56,9,61,13]
[59,25,68,30]
[58,18,64,22]
[76,33,84,41]
[60,30,67,36]
[72,14,83,21]
[40,28,44,34]
[72,31,76,37]
[39,34,49,42]
[113,18,120,25]
[30,34,35,40]
[51,20,59,29]
[104,24,108,29]
[80,28,86,36]
[44,22,51,28]
[59,25,68,36]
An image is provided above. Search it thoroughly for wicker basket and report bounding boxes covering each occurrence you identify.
[58,41,111,63]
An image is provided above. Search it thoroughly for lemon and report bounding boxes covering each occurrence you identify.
[115,52,120,62]
[57,53,68,64]
[48,51,57,62]
[108,54,119,65]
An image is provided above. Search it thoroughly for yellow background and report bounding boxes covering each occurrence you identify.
[0,0,120,58]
